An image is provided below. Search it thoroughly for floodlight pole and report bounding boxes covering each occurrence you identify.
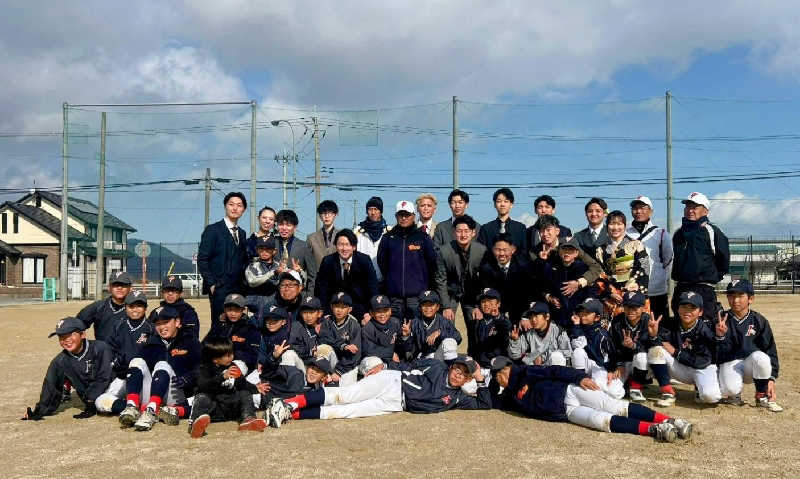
[96,112,106,298]
[60,102,69,302]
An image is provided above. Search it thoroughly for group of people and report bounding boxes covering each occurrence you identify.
[22,188,782,444]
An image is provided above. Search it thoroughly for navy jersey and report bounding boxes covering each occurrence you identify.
[147,299,200,339]
[400,313,462,359]
[393,358,491,413]
[76,297,127,343]
[319,314,362,375]
[716,309,779,379]
[139,329,202,393]
[570,322,616,371]
[473,313,512,367]
[289,321,321,362]
[362,317,403,364]
[258,351,305,398]
[205,317,261,371]
[33,340,114,416]
[648,319,715,369]
[107,317,154,378]
[256,322,291,366]
[492,364,587,422]
[609,312,650,366]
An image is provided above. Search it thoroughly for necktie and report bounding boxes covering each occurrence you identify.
[421,225,428,234]
[591,230,598,242]
[499,221,506,234]
[231,227,239,245]
[342,261,350,280]
[282,241,289,261]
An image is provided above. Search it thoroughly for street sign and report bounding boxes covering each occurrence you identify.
[134,241,151,258]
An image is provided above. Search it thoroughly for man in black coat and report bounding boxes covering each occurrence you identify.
[477,187,527,253]
[433,189,481,248]
[573,197,609,258]
[198,192,249,326]
[274,209,318,296]
[478,233,538,326]
[526,195,572,250]
[315,229,379,324]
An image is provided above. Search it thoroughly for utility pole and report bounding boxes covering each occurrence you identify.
[452,96,459,189]
[314,115,321,230]
[665,90,673,234]
[352,199,358,228]
[250,100,257,233]
[204,168,211,228]
[96,112,106,298]
[60,102,69,302]
[276,151,289,209]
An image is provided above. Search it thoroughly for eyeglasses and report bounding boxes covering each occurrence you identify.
[279,283,300,289]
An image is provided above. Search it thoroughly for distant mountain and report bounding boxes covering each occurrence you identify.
[126,238,197,278]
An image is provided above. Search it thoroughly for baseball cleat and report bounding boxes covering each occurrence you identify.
[190,414,211,438]
[134,410,158,431]
[268,400,291,428]
[628,389,646,403]
[61,386,72,404]
[238,417,268,432]
[649,422,678,443]
[720,394,745,406]
[157,406,180,426]
[119,405,141,428]
[656,393,675,407]
[756,396,783,413]
[666,417,693,439]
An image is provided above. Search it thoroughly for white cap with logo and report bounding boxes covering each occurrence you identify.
[630,195,653,209]
[396,200,416,215]
[681,192,710,209]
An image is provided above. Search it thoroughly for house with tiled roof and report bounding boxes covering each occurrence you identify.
[0,190,137,299]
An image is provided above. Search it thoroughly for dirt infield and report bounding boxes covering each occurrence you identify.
[3,295,799,478]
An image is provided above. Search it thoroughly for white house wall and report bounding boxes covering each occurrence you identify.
[22,198,86,233]
[0,210,57,244]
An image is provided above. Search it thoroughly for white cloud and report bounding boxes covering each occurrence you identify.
[710,190,800,233]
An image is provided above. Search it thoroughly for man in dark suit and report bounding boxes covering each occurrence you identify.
[573,197,609,258]
[526,194,572,250]
[434,215,486,356]
[307,200,339,267]
[315,229,379,324]
[433,189,481,248]
[478,232,538,326]
[274,209,318,296]
[197,191,248,326]
[477,187,527,252]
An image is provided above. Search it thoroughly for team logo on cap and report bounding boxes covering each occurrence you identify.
[529,301,537,308]
[56,319,65,329]
[731,280,739,287]
[376,295,383,302]
[336,292,344,299]
[483,288,490,294]
[114,272,122,278]
[401,201,408,208]
[132,290,142,297]
[305,297,313,303]
[424,291,432,297]
[686,292,696,298]
[269,305,278,312]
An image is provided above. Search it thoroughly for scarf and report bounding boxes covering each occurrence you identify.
[631,220,648,234]
[359,217,387,242]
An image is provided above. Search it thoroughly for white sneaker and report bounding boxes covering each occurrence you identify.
[268,400,291,428]
[666,417,693,439]
[649,422,678,443]
[158,406,180,426]
[757,396,784,413]
[656,393,676,407]
[629,389,646,403]
[119,405,140,428]
[134,410,158,431]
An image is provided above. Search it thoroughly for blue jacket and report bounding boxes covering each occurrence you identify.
[399,313,462,359]
[492,364,588,422]
[107,316,154,378]
[672,216,729,284]
[147,299,200,339]
[473,313,512,367]
[205,317,261,371]
[609,313,650,366]
[139,328,202,395]
[377,225,438,298]
[647,318,715,369]
[715,309,778,379]
[362,317,403,363]
[319,314,362,375]
[570,322,617,372]
[393,358,491,413]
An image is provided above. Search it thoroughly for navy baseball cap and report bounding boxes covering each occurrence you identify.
[370,294,391,310]
[418,290,441,305]
[522,301,549,317]
[48,317,87,337]
[622,291,646,307]
[256,236,276,249]
[124,290,148,306]
[330,292,353,306]
[558,236,581,250]
[451,355,477,375]
[478,288,501,302]
[308,357,333,375]
[678,291,704,309]
[224,293,246,308]
[726,279,754,295]
[298,296,323,311]
[489,356,513,372]
[576,298,604,316]
[161,275,183,291]
[263,305,288,320]
[156,306,179,320]
[110,271,132,285]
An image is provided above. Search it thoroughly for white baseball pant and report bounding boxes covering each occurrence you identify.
[563,384,629,432]
[571,347,625,399]
[95,377,127,413]
[123,358,186,406]
[647,346,721,403]
[318,370,403,419]
[618,352,648,382]
[718,351,772,397]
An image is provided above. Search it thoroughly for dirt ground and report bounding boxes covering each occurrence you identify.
[3,295,799,479]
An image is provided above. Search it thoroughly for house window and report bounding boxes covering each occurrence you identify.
[1,213,6,234]
[89,226,96,239]
[114,230,122,243]
[12,213,18,234]
[22,257,45,283]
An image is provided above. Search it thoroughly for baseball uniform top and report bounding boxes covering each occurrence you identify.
[715,309,779,380]
[392,358,491,414]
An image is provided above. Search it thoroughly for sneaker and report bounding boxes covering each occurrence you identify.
[648,422,678,443]
[629,389,646,403]
[756,396,784,413]
[134,410,158,431]
[61,385,72,404]
[666,417,693,440]
[119,405,141,428]
[238,417,268,432]
[190,414,211,439]
[268,400,291,428]
[157,406,180,426]
[656,393,676,407]
[720,394,745,406]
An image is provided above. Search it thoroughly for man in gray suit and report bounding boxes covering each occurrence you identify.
[573,197,609,258]
[433,189,481,248]
[307,200,339,267]
[275,209,318,296]
[434,214,486,357]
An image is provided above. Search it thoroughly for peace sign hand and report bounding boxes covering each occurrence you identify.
[401,319,412,337]
[716,310,729,337]
[622,329,635,349]
[273,340,291,358]
[647,315,662,338]
[509,324,520,341]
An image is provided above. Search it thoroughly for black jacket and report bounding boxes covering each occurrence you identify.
[315,251,379,319]
[197,219,248,294]
[573,227,609,259]
[139,329,202,394]
[647,318,716,369]
[479,255,538,324]
[205,317,261,371]
[147,299,200,339]
[107,317,154,378]
[477,218,528,252]
[672,216,729,284]
[76,297,127,343]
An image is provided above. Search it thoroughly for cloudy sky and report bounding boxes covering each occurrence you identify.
[3,1,800,246]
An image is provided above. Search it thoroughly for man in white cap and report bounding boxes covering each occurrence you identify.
[377,200,438,320]
[628,195,673,327]
[670,192,729,326]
